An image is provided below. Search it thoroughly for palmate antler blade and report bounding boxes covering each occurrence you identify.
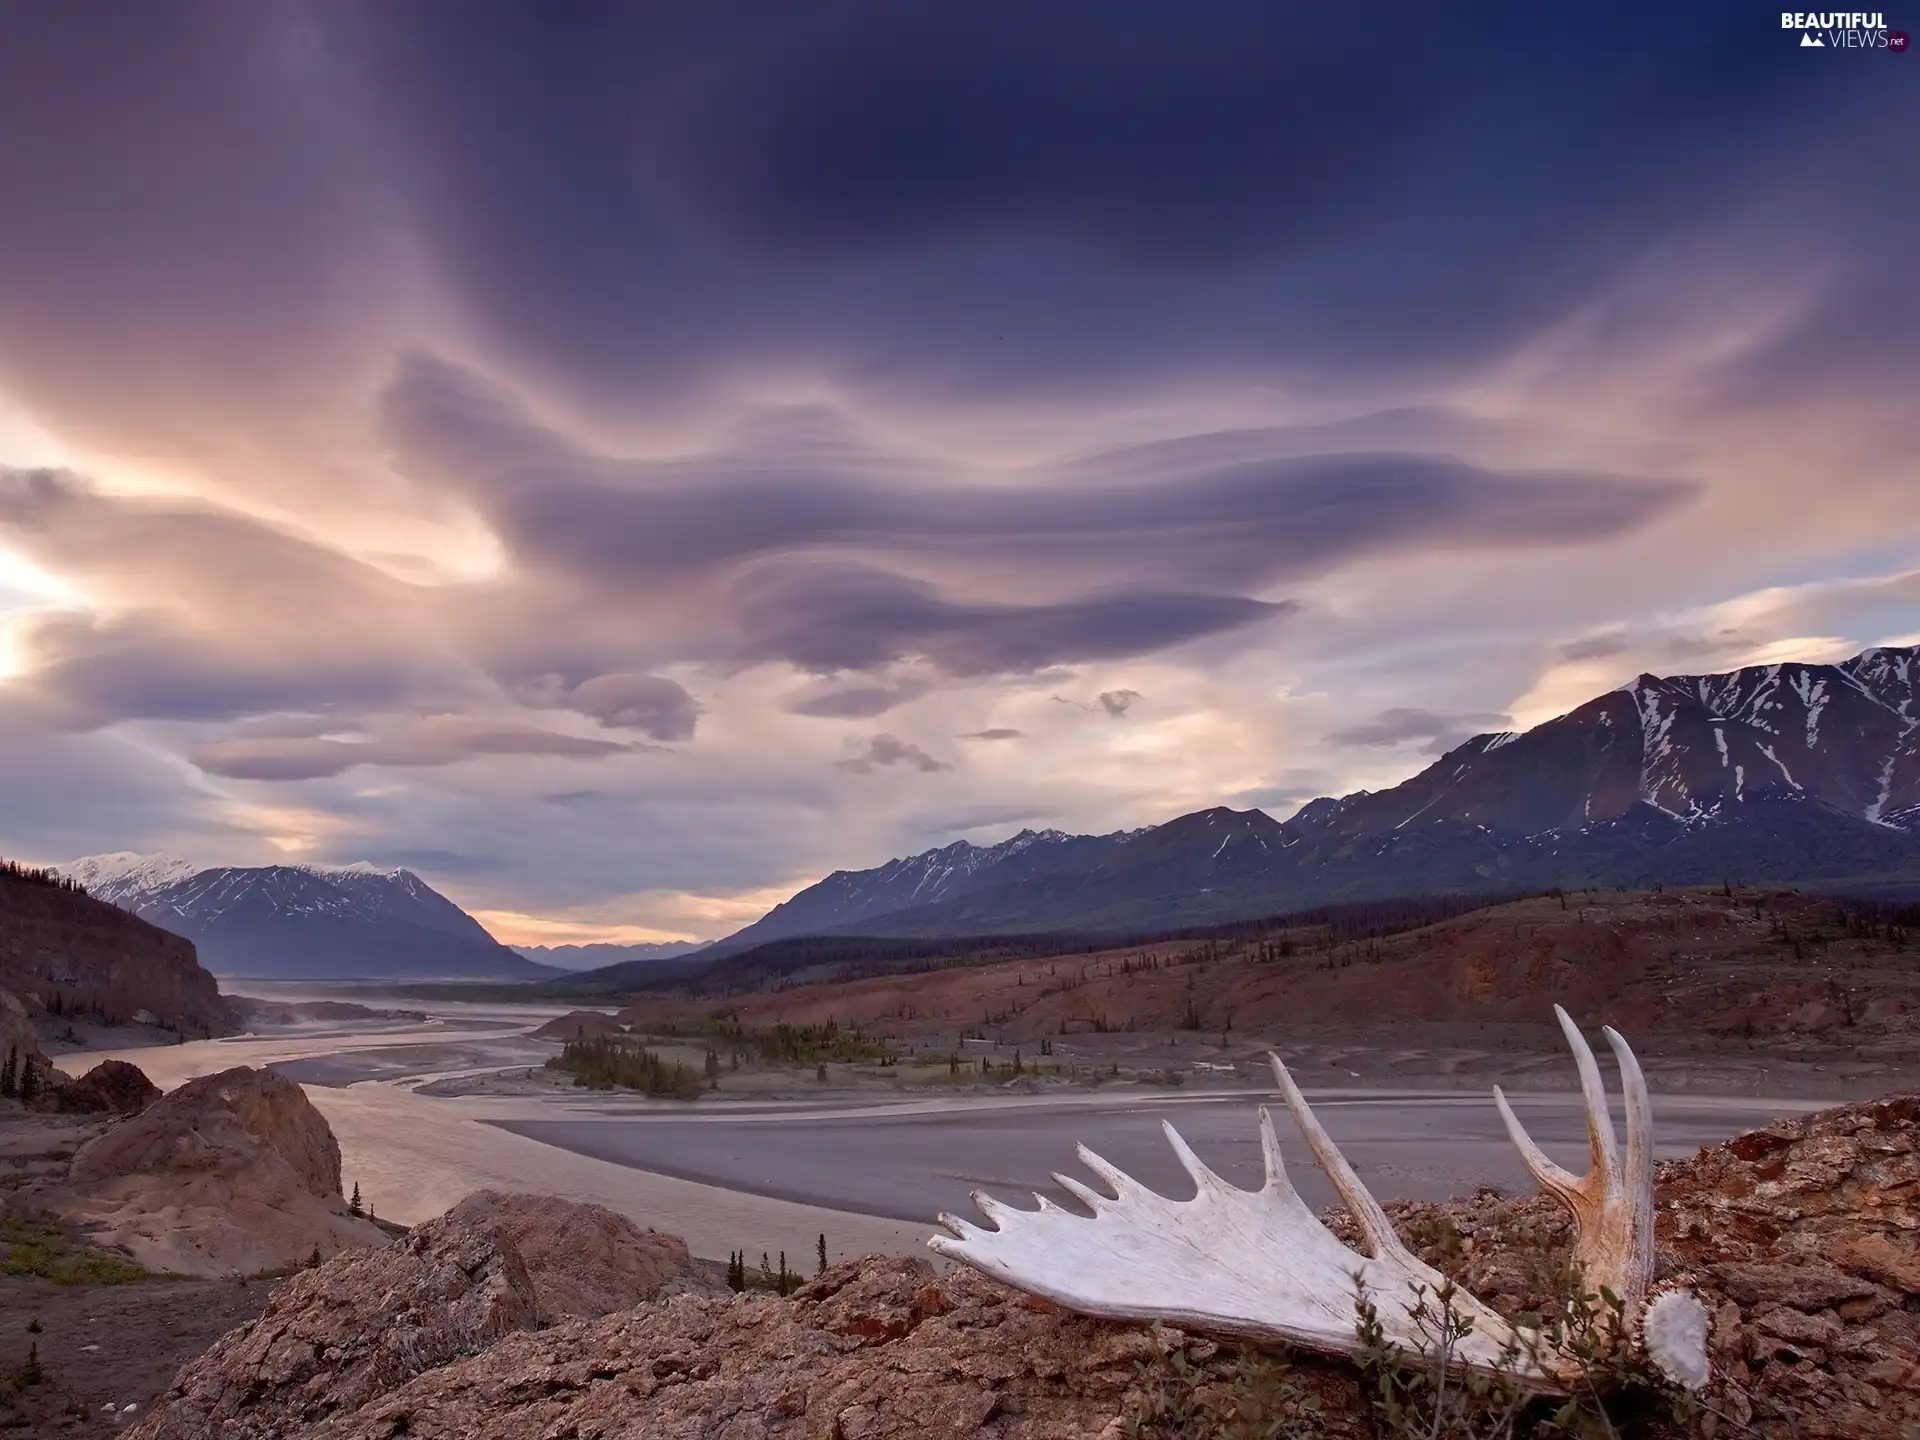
[931,1057,1551,1381]
[927,1012,1709,1393]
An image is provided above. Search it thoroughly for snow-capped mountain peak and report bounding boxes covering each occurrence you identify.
[308,860,399,877]
[59,852,203,905]
[55,853,541,981]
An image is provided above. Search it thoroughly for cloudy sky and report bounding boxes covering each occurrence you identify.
[0,3,1914,943]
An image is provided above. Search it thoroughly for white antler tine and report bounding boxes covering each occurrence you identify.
[1553,1005,1619,1184]
[971,1190,1024,1229]
[1161,1119,1227,1194]
[927,1232,991,1270]
[1601,1026,1654,1195]
[1493,1085,1583,1204]
[936,1211,982,1241]
[1268,1053,1415,1264]
[1074,1143,1154,1202]
[1602,1027,1656,1280]
[1258,1106,1295,1193]
[1052,1172,1110,1212]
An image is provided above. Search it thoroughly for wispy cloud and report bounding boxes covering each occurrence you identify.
[833,733,953,775]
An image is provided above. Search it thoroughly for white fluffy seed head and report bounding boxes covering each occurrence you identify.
[1642,1288,1711,1392]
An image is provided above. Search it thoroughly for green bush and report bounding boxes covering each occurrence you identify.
[0,1220,147,1285]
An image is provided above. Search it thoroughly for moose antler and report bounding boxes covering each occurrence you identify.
[929,1007,1709,1393]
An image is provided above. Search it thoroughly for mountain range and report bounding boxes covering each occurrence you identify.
[57,645,1920,982]
[696,646,1920,948]
[510,940,707,971]
[59,854,555,982]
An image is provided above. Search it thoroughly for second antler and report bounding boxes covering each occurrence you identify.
[929,1006,1709,1393]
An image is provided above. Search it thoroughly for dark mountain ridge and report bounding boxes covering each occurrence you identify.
[710,827,1139,953]
[58,857,553,982]
[0,860,230,1033]
[709,646,1920,943]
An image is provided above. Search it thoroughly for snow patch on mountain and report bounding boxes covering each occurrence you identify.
[59,853,202,905]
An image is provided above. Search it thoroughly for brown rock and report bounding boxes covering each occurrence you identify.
[1864,1357,1920,1391]
[131,1234,1157,1440]
[70,1066,338,1195]
[58,1057,161,1115]
[45,1065,385,1275]
[1712,1260,1878,1310]
[1837,1233,1920,1295]
[440,1190,724,1319]
[128,1208,540,1440]
[1753,1307,1842,1348]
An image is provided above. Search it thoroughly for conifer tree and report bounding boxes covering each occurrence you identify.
[1,1045,16,1098]
[17,1058,37,1105]
[816,1233,827,1277]
[348,1182,363,1217]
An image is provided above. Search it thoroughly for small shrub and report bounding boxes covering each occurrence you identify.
[1124,1332,1323,1439]
[0,1220,146,1285]
[1353,1272,1702,1439]
[9,1342,45,1391]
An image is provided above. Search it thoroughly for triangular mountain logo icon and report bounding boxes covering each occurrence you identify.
[1800,31,1824,45]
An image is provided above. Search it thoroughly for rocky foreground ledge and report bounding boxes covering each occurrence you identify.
[120,1094,1919,1440]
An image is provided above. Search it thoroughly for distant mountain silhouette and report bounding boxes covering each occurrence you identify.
[712,646,1920,940]
[61,855,554,981]
[512,939,707,971]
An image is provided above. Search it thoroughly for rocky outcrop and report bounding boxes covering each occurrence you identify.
[442,1190,723,1318]
[128,1196,733,1440]
[130,1094,1920,1440]
[58,1057,162,1115]
[40,1065,385,1276]
[1666,1094,1920,1433]
[129,1207,541,1439]
[132,1248,1148,1440]
[0,869,229,1036]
